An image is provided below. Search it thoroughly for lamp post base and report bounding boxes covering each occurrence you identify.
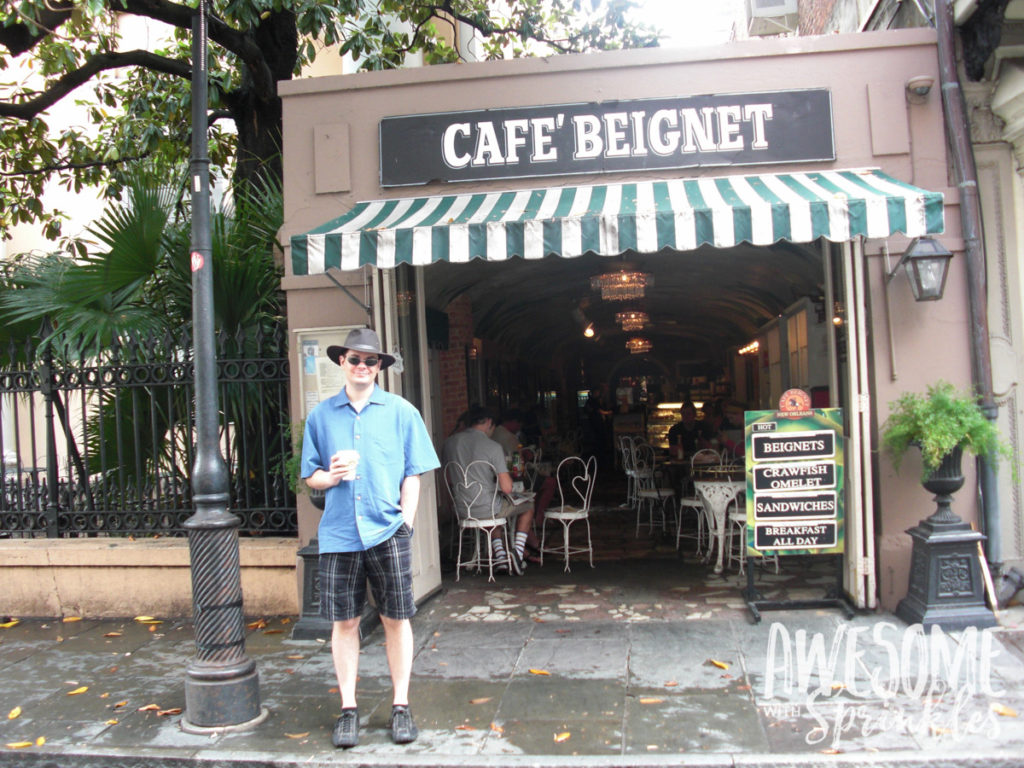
[184,663,263,730]
[896,517,997,631]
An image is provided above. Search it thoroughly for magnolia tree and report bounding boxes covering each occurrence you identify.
[0,0,657,246]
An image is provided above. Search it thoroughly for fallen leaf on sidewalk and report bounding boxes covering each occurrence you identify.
[490,722,504,734]
[470,697,492,705]
[638,697,663,704]
[455,724,475,731]
[137,704,160,712]
[664,681,678,687]
[7,707,20,720]
[105,719,118,726]
[262,629,284,635]
[820,748,842,754]
[246,619,267,630]
[554,731,571,743]
[0,620,19,629]
[992,703,1018,718]
[280,617,292,624]
[103,632,122,638]
[35,738,44,746]
[112,701,128,709]
[133,616,157,623]
[67,687,88,696]
[157,708,182,716]
[528,668,551,676]
[285,732,309,739]
[62,617,82,623]
[5,742,33,749]
[99,693,109,699]
[708,659,729,670]
[831,682,846,690]
[286,654,303,660]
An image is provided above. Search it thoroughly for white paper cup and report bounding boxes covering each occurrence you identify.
[333,450,359,478]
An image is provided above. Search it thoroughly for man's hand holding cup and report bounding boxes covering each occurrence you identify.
[330,450,360,483]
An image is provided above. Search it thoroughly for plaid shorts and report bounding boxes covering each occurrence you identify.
[319,524,416,621]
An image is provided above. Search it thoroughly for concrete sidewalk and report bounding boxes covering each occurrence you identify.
[3,545,1024,767]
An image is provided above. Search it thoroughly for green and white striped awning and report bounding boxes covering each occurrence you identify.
[291,169,944,275]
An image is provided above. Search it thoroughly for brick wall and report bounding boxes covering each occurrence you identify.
[800,0,840,35]
[439,295,472,437]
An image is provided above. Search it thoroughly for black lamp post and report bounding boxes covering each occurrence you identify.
[181,0,264,732]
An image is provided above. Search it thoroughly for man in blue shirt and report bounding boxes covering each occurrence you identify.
[301,328,439,748]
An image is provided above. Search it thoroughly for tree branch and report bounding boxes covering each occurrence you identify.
[0,3,74,57]
[419,1,576,53]
[0,49,191,120]
[119,0,277,98]
[0,151,151,179]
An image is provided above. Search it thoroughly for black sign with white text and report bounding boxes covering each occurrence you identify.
[754,521,838,549]
[751,430,835,461]
[754,491,838,520]
[752,461,836,493]
[379,89,835,186]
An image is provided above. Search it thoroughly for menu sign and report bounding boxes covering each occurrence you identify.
[379,89,835,186]
[745,393,844,556]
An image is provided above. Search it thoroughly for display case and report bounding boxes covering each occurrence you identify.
[646,407,681,450]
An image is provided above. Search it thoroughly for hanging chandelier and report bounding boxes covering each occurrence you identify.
[590,268,652,301]
[625,337,653,355]
[616,310,649,331]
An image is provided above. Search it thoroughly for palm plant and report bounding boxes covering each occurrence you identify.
[0,170,287,518]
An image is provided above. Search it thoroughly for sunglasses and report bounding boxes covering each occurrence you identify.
[345,355,380,367]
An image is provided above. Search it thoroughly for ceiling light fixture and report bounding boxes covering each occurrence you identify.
[591,267,652,301]
[615,310,649,331]
[625,336,652,355]
[738,340,760,355]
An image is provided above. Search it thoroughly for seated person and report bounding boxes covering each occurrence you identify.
[666,401,711,457]
[441,406,534,575]
[490,409,523,459]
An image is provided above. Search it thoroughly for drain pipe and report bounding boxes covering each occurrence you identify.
[936,0,1002,575]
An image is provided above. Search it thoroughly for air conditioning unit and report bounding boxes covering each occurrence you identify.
[747,0,799,37]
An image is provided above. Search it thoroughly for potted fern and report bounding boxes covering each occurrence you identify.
[886,381,1006,630]
[881,380,1009,487]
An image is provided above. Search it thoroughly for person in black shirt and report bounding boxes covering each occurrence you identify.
[666,402,710,456]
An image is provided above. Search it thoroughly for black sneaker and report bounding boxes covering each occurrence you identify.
[507,546,526,576]
[332,708,359,748]
[388,704,419,744]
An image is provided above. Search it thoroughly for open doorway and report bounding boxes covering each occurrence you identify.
[419,239,856,591]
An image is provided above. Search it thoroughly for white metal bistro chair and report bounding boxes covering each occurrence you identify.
[444,460,514,582]
[634,442,675,536]
[675,449,721,554]
[540,455,597,572]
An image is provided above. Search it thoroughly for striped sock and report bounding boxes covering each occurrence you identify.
[491,536,507,561]
[514,531,528,557]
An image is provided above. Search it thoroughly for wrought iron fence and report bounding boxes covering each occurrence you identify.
[0,324,296,537]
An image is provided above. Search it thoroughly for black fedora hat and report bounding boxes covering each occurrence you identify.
[327,328,396,369]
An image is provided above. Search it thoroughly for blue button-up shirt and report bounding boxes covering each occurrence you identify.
[301,385,439,552]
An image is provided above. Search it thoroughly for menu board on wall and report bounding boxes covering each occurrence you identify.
[294,326,363,420]
[744,389,844,557]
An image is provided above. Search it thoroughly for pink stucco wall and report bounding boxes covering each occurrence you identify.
[280,28,973,612]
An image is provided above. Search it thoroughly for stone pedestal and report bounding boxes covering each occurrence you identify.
[896,446,997,631]
[896,518,996,630]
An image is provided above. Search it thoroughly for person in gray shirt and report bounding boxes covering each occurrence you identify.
[442,406,534,574]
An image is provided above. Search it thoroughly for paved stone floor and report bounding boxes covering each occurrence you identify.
[4,499,1024,767]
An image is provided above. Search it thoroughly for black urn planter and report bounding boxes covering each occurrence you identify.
[291,489,331,640]
[896,446,997,631]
